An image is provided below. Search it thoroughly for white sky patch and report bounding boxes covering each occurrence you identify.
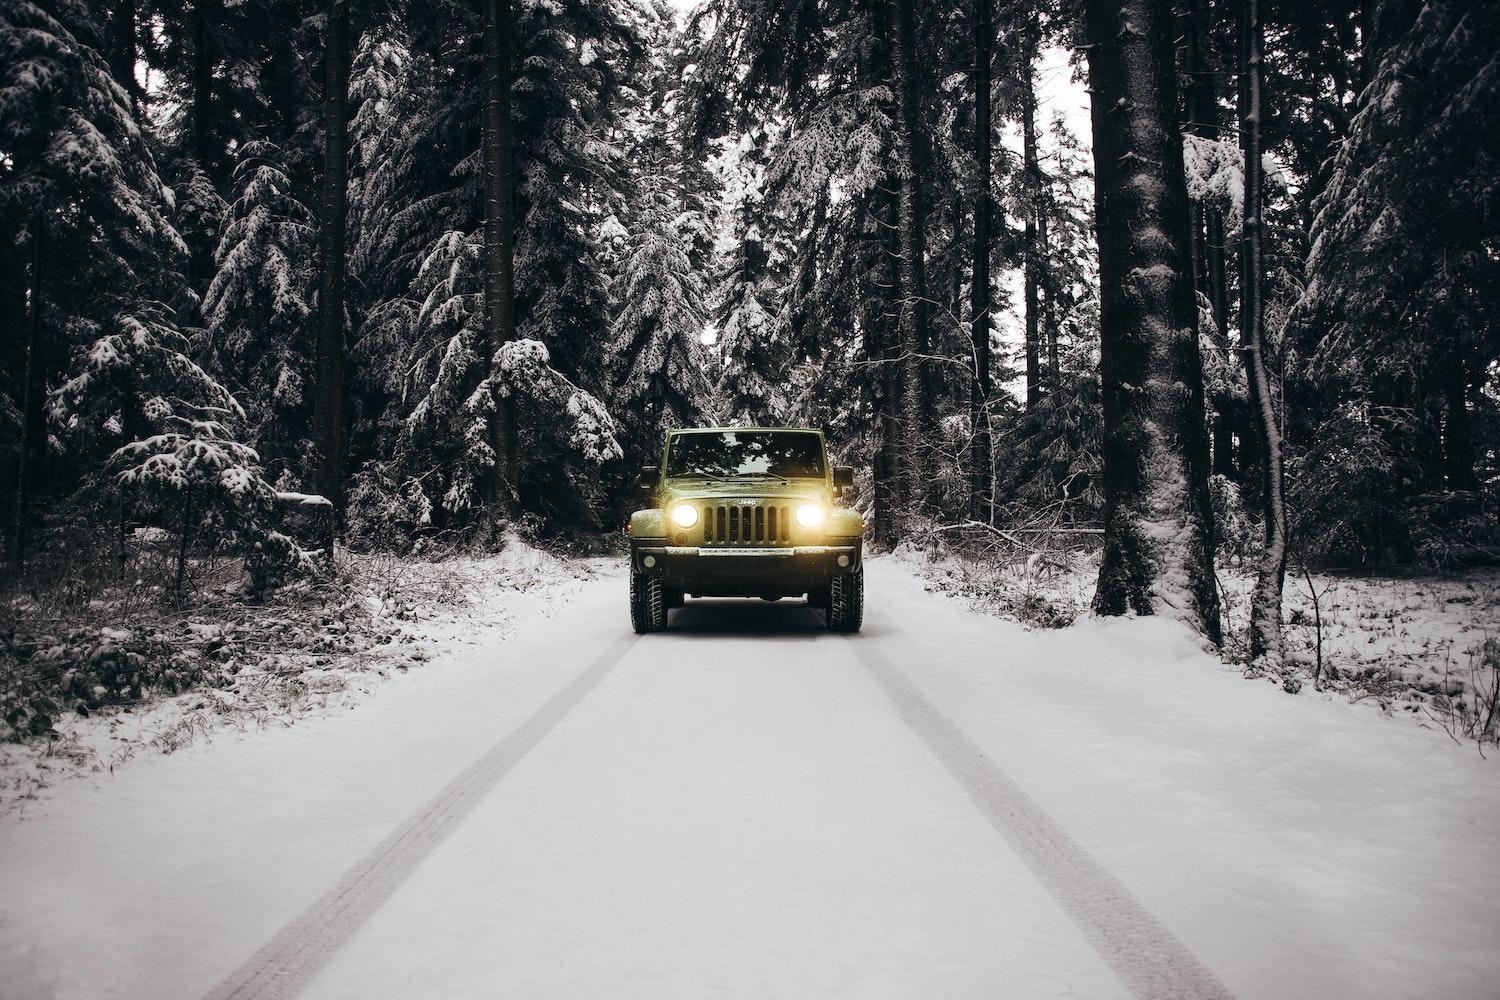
[996,45,1094,402]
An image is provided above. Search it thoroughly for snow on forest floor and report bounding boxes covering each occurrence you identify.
[908,544,1500,744]
[1,556,1497,1000]
[0,535,599,813]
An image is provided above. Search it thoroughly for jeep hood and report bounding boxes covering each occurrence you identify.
[661,479,829,503]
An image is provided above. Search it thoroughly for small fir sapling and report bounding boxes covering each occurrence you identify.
[51,305,313,593]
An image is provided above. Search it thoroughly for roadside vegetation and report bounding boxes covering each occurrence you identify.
[1,1,1495,768]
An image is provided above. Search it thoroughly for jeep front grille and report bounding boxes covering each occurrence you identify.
[701,503,792,545]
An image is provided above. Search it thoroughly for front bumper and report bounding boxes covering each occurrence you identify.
[631,541,862,596]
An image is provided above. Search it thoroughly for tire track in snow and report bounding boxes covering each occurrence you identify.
[202,634,638,1000]
[846,637,1236,1000]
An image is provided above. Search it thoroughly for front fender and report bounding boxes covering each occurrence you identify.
[827,508,865,539]
[629,508,666,539]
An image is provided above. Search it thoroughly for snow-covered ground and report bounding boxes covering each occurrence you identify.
[914,543,1500,739]
[0,538,596,811]
[2,557,1498,999]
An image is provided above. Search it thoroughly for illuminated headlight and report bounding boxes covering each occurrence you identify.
[670,504,699,529]
[795,503,826,529]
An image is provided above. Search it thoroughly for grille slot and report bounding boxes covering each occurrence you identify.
[701,503,791,545]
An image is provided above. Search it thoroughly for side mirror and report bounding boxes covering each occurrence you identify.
[833,466,854,494]
[637,465,660,491]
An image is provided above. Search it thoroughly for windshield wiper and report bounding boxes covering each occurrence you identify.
[733,472,792,484]
[677,471,729,482]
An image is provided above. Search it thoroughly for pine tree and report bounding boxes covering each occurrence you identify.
[0,0,186,565]
[610,171,711,460]
[1292,0,1500,563]
[203,140,316,488]
[713,137,791,425]
[50,303,300,592]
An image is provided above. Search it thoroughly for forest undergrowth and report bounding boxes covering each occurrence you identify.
[0,526,591,811]
[909,524,1500,748]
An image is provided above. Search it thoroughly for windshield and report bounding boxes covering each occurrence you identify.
[666,431,826,479]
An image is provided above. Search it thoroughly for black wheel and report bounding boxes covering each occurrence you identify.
[630,571,668,633]
[826,567,863,633]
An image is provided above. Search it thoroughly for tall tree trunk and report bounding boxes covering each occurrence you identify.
[1442,354,1476,491]
[482,0,518,510]
[11,224,44,573]
[968,0,994,521]
[890,0,930,532]
[872,182,903,548]
[1239,0,1287,667]
[1020,36,1043,410]
[1040,209,1058,379]
[314,0,353,548]
[191,0,215,169]
[1181,0,1235,479]
[186,0,217,294]
[107,1,138,108]
[1083,0,1223,644]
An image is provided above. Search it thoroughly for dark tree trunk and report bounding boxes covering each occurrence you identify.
[968,0,994,521]
[873,183,903,549]
[1041,211,1058,380]
[1020,37,1043,410]
[1181,0,1235,479]
[107,1,138,107]
[890,0,930,531]
[184,0,218,294]
[1238,0,1286,666]
[314,0,353,547]
[482,0,518,510]
[191,0,216,170]
[11,224,45,573]
[1442,354,1476,491]
[1083,0,1222,644]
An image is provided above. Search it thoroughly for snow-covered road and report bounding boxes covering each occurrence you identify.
[4,558,1499,1000]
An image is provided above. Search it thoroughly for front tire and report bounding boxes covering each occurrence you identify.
[630,571,668,633]
[826,567,863,633]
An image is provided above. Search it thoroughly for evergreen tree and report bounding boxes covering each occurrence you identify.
[1292,0,1500,563]
[609,171,711,461]
[0,0,187,563]
[712,136,791,425]
[203,140,316,488]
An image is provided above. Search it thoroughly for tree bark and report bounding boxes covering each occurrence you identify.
[1441,354,1476,491]
[1040,210,1057,379]
[191,0,216,170]
[107,0,138,108]
[1083,0,1223,644]
[1180,0,1235,479]
[1020,34,1043,410]
[482,0,518,510]
[1238,0,1287,667]
[314,0,353,549]
[872,182,903,549]
[889,0,930,532]
[968,0,995,522]
[10,223,45,573]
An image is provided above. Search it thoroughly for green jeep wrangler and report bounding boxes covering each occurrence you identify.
[627,427,865,633]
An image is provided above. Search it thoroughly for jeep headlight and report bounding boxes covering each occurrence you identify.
[670,504,699,529]
[795,503,826,529]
